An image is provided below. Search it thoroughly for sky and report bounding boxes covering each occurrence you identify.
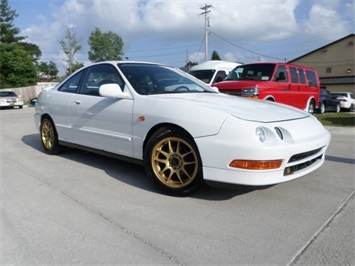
[10,0,355,75]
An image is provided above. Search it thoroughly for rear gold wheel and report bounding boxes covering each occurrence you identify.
[40,117,65,155]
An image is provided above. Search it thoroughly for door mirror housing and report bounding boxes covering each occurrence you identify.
[99,84,130,99]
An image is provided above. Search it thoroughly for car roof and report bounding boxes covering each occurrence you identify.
[189,60,240,71]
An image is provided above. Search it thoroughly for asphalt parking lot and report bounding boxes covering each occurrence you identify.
[1,107,354,265]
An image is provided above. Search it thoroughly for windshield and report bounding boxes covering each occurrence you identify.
[226,64,276,81]
[188,70,215,84]
[118,63,215,95]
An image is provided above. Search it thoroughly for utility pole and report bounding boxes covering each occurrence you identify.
[200,4,213,62]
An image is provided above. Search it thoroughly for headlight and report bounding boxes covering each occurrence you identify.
[256,127,266,143]
[242,86,259,97]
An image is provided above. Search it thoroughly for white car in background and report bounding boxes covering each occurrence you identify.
[189,60,240,86]
[34,61,331,196]
[331,92,355,111]
[0,89,24,109]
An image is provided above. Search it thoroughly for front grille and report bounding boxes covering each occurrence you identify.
[225,92,242,96]
[288,147,323,163]
[284,154,323,176]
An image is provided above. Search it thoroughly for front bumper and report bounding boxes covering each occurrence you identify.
[195,115,331,186]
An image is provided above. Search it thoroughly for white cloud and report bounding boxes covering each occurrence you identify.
[18,0,353,74]
[300,0,353,42]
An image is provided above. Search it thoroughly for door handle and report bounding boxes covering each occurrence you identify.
[74,100,81,105]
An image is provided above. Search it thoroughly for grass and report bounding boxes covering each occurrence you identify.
[314,112,355,127]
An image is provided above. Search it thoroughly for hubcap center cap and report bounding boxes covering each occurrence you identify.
[170,154,182,169]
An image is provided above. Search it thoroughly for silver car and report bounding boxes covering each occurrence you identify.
[0,89,24,109]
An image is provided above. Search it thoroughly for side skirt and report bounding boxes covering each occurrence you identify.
[59,141,144,166]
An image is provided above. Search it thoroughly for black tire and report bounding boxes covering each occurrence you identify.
[336,103,341,113]
[349,104,354,112]
[144,127,205,196]
[308,100,315,114]
[40,117,65,155]
[319,102,325,114]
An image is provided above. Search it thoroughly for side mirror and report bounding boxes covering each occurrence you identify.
[99,83,130,99]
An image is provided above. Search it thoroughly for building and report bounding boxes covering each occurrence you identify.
[289,34,355,93]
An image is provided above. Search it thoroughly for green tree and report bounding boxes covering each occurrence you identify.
[59,27,83,76]
[185,61,198,68]
[0,0,24,44]
[211,50,221,60]
[88,27,124,62]
[38,61,59,81]
[19,42,41,60]
[0,44,38,87]
[0,0,39,88]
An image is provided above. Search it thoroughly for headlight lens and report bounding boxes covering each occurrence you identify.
[242,86,259,96]
[256,127,266,143]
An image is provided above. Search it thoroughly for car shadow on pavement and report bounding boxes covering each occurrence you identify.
[22,133,258,201]
[325,155,355,165]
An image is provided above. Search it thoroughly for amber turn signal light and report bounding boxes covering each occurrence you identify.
[229,159,283,170]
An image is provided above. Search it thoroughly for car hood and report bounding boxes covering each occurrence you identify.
[151,92,309,123]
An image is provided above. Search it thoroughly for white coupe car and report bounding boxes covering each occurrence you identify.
[34,61,331,196]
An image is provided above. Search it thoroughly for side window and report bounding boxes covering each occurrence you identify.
[275,65,288,82]
[213,70,227,83]
[58,70,84,93]
[134,75,155,95]
[306,70,318,87]
[289,67,299,83]
[298,68,306,84]
[80,64,124,96]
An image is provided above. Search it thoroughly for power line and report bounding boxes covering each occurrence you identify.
[210,31,284,61]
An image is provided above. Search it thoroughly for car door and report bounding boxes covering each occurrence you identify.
[272,64,290,104]
[68,64,135,157]
[51,70,86,142]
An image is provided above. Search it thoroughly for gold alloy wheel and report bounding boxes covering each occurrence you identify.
[41,119,55,150]
[151,137,199,188]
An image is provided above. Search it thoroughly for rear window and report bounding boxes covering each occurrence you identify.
[0,91,18,97]
[332,93,347,97]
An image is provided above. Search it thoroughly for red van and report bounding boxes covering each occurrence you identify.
[214,63,320,114]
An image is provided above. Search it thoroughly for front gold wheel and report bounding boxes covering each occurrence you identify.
[144,128,204,196]
[152,137,198,189]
